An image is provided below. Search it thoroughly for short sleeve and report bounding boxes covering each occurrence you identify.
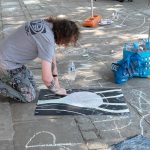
[26,20,55,62]
[34,32,55,62]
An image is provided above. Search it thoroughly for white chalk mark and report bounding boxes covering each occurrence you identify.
[101,120,132,132]
[25,131,82,149]
[102,103,127,106]
[26,142,81,148]
[101,94,124,99]
[26,131,55,148]
[114,120,122,138]
[98,81,103,87]
[131,89,150,113]
[36,107,129,114]
[129,102,143,113]
[94,116,129,123]
[110,9,146,33]
[95,89,122,94]
[140,114,150,136]
[138,91,142,112]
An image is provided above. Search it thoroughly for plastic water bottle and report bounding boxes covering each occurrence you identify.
[112,11,119,21]
[126,43,133,51]
[138,39,145,51]
[124,43,128,51]
[68,61,76,81]
[133,41,139,52]
[145,40,150,49]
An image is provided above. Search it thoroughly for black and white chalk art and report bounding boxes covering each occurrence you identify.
[35,88,130,116]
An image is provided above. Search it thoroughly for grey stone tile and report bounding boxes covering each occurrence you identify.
[2,7,22,12]
[0,21,2,29]
[87,139,109,150]
[82,131,98,141]
[1,2,20,6]
[13,118,84,150]
[23,0,41,5]
[0,102,14,140]
[75,116,91,124]
[10,103,64,122]
[123,78,150,88]
[0,140,14,150]
[122,87,150,115]
[2,10,25,17]
[94,120,116,131]
[98,130,125,146]
[3,17,26,25]
[25,5,43,10]
[79,122,96,131]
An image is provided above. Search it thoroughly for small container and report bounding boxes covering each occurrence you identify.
[145,40,150,49]
[125,43,133,51]
[68,61,76,81]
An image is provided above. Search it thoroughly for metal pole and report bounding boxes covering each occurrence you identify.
[91,0,93,17]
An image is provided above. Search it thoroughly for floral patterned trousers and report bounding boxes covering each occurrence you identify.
[0,65,37,102]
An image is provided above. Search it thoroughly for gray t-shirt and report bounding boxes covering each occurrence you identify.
[0,19,55,70]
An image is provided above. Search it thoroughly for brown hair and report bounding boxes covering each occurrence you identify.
[45,16,80,46]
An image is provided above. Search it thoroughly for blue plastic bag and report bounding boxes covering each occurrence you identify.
[111,51,147,84]
[111,60,129,84]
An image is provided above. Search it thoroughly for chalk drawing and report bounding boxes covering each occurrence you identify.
[35,88,129,116]
[93,116,132,138]
[140,114,150,136]
[91,89,150,139]
[104,9,147,32]
[98,119,132,132]
[114,10,146,30]
[122,89,150,136]
[25,131,82,149]
[130,89,150,113]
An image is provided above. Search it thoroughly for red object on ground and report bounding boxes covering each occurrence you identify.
[82,15,101,27]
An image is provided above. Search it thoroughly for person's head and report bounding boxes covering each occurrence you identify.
[45,16,80,46]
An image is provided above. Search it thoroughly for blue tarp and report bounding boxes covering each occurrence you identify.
[110,135,150,150]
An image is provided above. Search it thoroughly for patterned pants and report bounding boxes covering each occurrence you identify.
[0,66,37,102]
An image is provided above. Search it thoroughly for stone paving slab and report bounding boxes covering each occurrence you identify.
[0,140,14,150]
[11,103,64,122]
[13,118,87,150]
[0,100,14,149]
[0,102,14,141]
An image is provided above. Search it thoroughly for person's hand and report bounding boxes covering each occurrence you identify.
[48,77,67,96]
[55,87,67,96]
[53,77,67,95]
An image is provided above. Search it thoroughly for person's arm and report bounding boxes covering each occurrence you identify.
[51,55,58,76]
[41,60,67,95]
[51,55,61,88]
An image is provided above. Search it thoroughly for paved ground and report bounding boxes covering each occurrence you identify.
[0,0,150,149]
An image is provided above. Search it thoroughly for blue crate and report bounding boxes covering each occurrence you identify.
[111,39,150,84]
[123,49,150,77]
